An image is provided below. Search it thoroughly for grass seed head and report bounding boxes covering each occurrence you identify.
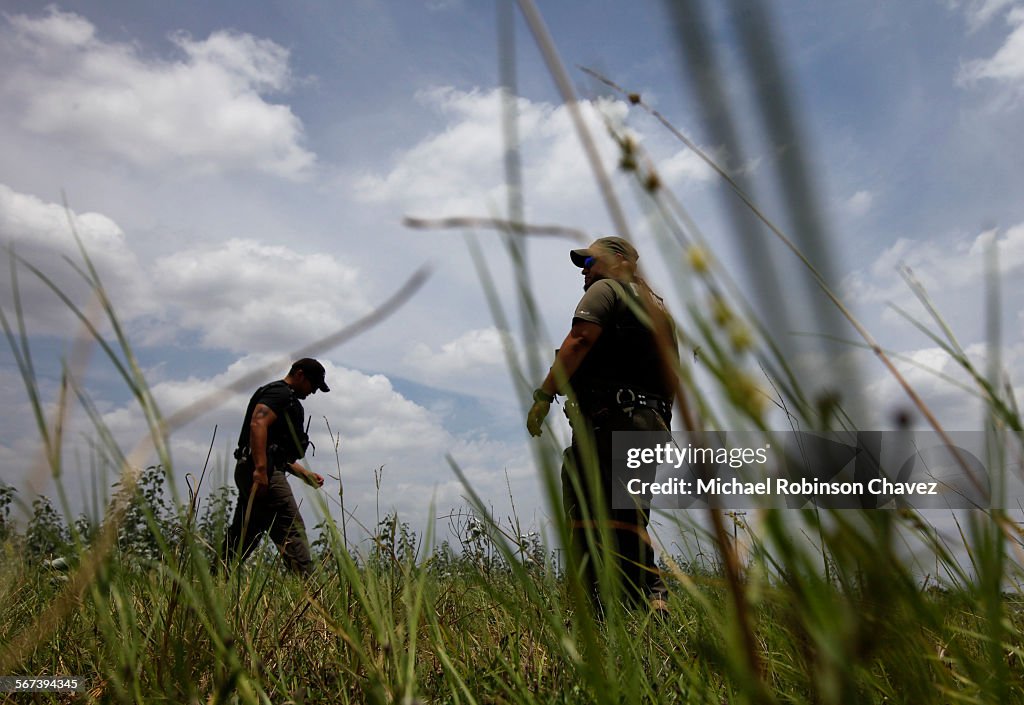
[686,245,711,273]
[727,320,754,353]
[618,134,638,172]
[710,293,733,326]
[726,372,767,419]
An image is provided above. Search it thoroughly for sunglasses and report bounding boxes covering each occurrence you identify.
[583,255,597,269]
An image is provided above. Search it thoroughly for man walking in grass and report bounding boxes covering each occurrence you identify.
[221,358,329,575]
[527,237,677,611]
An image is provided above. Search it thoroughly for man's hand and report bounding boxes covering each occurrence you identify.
[252,468,270,497]
[290,463,324,488]
[526,400,551,437]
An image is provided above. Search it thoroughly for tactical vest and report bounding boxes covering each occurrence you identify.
[569,280,675,407]
[235,381,309,466]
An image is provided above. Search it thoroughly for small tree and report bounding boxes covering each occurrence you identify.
[25,495,69,559]
[72,513,98,546]
[373,512,417,566]
[196,483,235,560]
[116,465,180,562]
[0,482,15,543]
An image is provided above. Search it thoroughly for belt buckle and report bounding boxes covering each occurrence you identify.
[615,388,637,416]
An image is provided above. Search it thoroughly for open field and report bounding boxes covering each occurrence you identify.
[3,2,1024,703]
[3,484,1024,704]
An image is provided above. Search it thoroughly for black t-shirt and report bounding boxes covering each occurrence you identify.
[237,380,306,462]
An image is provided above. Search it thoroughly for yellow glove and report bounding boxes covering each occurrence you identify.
[526,400,551,437]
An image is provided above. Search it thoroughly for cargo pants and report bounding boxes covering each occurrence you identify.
[562,404,668,608]
[221,459,312,574]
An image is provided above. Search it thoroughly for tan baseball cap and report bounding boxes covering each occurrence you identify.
[570,236,639,267]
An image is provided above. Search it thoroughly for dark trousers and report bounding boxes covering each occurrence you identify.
[221,460,312,574]
[562,405,667,608]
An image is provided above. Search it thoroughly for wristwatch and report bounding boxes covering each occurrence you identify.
[533,388,554,404]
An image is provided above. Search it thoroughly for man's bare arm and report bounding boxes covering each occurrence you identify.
[527,320,602,437]
[250,403,277,493]
[539,320,603,397]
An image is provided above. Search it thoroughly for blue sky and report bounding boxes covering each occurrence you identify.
[1,1,1022,550]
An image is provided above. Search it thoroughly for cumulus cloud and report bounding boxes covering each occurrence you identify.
[958,6,1024,89]
[842,223,1024,307]
[839,223,1024,414]
[0,7,314,178]
[0,184,374,354]
[658,147,715,185]
[0,183,151,333]
[151,238,370,352]
[353,87,713,219]
[403,327,509,390]
[354,87,519,215]
[0,184,129,265]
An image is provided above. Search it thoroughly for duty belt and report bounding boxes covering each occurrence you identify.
[613,388,671,419]
[233,442,312,465]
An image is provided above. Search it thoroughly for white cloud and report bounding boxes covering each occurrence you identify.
[404,327,509,386]
[864,341,1024,429]
[9,5,96,46]
[0,184,374,355]
[172,29,290,92]
[842,223,1024,307]
[353,87,516,215]
[839,223,1024,415]
[952,0,1018,31]
[0,184,128,263]
[958,7,1024,89]
[658,147,715,185]
[353,87,711,220]
[0,7,314,179]
[150,238,371,353]
[0,183,152,332]
[845,189,874,216]
[785,338,1024,431]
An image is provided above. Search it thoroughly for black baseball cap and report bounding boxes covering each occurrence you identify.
[291,358,330,392]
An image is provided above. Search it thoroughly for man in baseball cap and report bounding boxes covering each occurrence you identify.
[221,358,330,575]
[291,357,331,393]
[569,236,639,269]
[528,235,676,612]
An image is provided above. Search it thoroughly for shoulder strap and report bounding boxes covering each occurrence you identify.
[236,384,270,450]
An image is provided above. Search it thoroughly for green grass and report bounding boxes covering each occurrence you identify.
[1,524,1022,704]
